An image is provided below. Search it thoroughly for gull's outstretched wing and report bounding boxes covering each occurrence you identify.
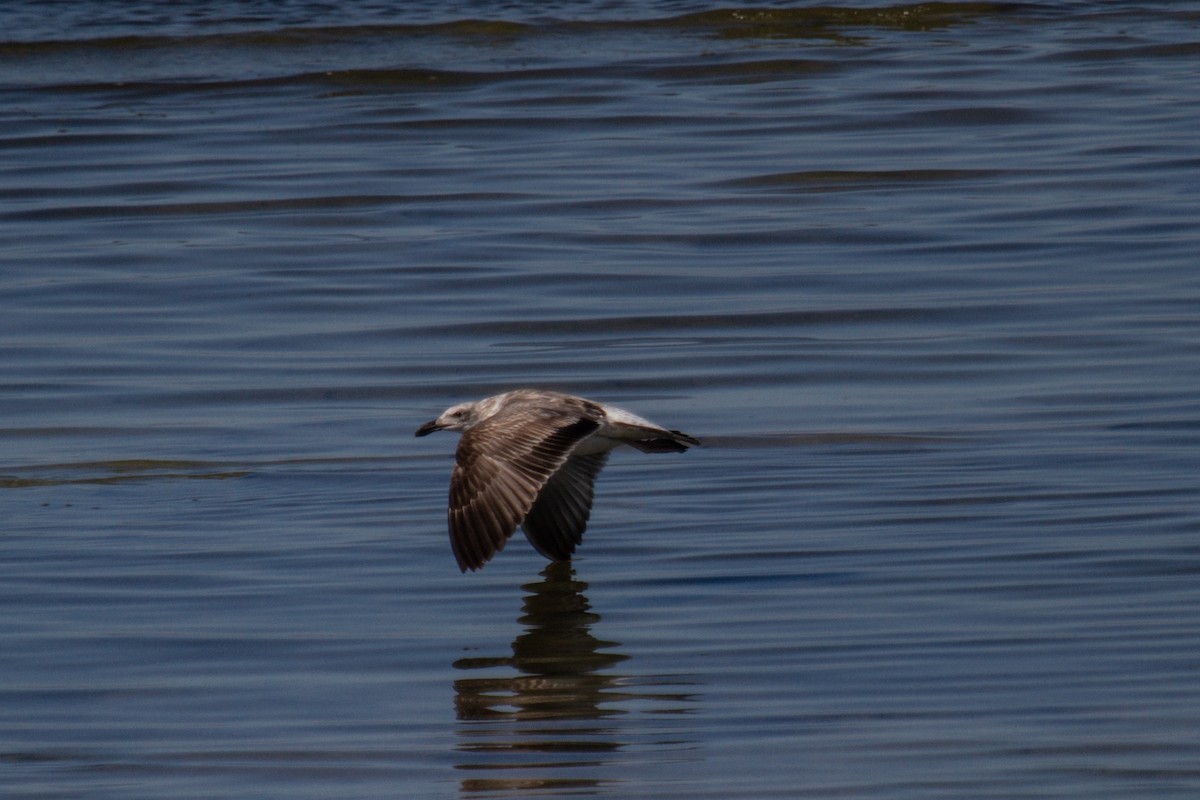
[520,451,610,562]
[448,400,601,571]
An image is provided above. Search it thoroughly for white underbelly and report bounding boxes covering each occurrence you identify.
[571,432,623,456]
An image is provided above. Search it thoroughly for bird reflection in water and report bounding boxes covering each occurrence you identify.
[452,561,695,795]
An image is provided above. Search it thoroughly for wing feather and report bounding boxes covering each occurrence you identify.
[448,403,600,571]
[521,451,610,562]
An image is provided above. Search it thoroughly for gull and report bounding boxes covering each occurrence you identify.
[416,389,700,571]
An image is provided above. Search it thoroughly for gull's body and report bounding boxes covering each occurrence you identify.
[416,389,699,571]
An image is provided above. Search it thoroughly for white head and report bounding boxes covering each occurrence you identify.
[414,401,481,437]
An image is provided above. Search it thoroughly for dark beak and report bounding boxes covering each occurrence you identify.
[415,419,443,437]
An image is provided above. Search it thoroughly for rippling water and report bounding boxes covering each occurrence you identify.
[3,2,1199,798]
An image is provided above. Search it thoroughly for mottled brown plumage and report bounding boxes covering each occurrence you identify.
[416,389,699,571]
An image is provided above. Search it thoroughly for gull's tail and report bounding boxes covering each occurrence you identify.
[625,427,701,453]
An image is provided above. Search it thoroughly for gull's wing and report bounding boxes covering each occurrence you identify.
[449,402,601,571]
[521,451,610,562]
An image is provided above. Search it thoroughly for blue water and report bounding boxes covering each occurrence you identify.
[3,2,1199,797]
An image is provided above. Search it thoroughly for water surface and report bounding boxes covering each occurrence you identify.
[3,2,1199,798]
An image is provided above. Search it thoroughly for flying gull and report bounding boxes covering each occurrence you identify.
[416,389,700,571]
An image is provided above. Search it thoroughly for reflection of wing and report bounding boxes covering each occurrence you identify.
[521,452,610,562]
[448,404,600,572]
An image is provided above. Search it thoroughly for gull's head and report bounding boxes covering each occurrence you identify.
[415,401,479,437]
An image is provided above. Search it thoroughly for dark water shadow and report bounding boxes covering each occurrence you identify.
[452,562,696,795]
[0,459,251,488]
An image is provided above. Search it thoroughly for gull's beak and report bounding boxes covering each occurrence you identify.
[415,419,444,437]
